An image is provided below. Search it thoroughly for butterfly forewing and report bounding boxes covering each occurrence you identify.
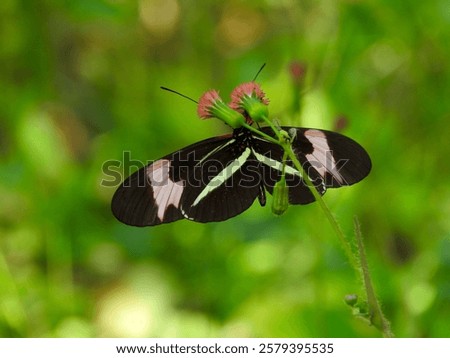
[111,163,184,226]
[293,128,371,188]
[111,134,235,226]
[298,128,372,188]
[259,126,371,188]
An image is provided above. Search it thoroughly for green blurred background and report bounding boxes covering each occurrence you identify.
[0,0,449,338]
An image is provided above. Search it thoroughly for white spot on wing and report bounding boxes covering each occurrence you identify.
[304,129,345,185]
[147,159,184,222]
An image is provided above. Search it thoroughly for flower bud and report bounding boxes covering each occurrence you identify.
[272,176,289,216]
[197,90,246,128]
[344,294,358,307]
[230,82,269,123]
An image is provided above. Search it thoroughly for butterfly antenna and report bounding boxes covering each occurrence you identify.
[160,86,198,104]
[252,63,266,81]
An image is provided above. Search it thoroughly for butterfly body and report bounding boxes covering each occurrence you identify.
[111,126,371,227]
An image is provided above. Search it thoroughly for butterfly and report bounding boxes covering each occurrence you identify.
[111,125,371,226]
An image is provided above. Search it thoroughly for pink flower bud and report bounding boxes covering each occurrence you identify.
[197,90,222,119]
[197,89,245,128]
[229,82,269,111]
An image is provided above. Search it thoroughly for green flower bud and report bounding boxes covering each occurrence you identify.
[344,294,358,307]
[272,176,289,216]
[230,82,270,123]
[239,96,269,123]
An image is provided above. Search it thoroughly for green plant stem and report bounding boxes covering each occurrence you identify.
[242,122,279,144]
[354,218,394,337]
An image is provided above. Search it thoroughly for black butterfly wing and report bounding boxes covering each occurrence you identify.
[111,134,236,226]
[111,161,184,227]
[289,127,372,188]
[179,132,262,223]
[252,132,326,205]
[254,127,371,205]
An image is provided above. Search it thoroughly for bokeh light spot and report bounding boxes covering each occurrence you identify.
[139,0,180,41]
[217,6,265,50]
[405,282,437,316]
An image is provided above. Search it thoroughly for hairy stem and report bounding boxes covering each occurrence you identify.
[354,218,394,337]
